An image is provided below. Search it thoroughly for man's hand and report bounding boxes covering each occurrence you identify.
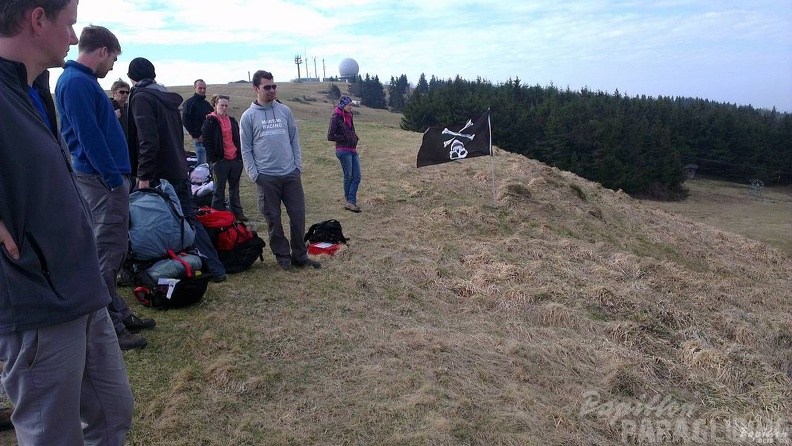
[0,220,19,260]
[137,179,150,189]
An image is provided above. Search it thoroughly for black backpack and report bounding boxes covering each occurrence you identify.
[304,219,347,244]
[217,235,266,274]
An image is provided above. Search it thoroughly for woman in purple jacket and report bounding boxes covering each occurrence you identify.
[327,96,362,212]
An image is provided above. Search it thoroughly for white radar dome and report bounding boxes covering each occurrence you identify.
[339,58,359,78]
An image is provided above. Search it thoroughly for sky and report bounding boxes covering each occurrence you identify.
[56,0,792,112]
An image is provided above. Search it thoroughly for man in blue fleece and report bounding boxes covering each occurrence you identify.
[240,70,320,271]
[55,25,155,350]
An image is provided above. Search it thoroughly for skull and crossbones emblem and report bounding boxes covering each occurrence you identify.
[441,119,476,161]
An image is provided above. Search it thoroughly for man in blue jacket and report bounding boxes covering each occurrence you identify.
[56,25,155,351]
[0,1,134,444]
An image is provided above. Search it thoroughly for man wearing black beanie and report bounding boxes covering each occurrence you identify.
[126,57,227,282]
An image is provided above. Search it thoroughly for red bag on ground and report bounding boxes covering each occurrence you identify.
[196,207,254,251]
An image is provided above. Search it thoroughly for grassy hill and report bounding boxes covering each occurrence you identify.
[5,82,789,445]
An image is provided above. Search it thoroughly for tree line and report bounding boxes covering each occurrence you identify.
[328,74,791,199]
[396,75,792,199]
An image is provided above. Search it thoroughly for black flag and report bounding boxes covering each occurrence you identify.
[416,110,491,168]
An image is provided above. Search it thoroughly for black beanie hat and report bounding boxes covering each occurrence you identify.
[128,57,156,82]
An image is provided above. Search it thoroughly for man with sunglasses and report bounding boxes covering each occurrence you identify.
[111,79,130,134]
[240,70,320,271]
[55,25,155,350]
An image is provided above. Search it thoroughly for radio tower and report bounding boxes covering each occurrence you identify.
[294,54,302,80]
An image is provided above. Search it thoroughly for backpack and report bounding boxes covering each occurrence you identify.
[129,180,195,261]
[131,249,209,309]
[195,206,265,273]
[217,236,266,274]
[304,219,347,244]
[190,163,214,207]
[195,207,254,250]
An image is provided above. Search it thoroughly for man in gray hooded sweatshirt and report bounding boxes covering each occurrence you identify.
[240,70,320,271]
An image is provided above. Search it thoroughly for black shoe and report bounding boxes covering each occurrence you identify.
[235,213,249,222]
[123,314,156,333]
[0,407,13,432]
[118,330,147,350]
[278,259,292,271]
[292,258,321,269]
[116,268,133,287]
[212,274,227,283]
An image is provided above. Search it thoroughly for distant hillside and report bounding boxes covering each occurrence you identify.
[57,80,792,446]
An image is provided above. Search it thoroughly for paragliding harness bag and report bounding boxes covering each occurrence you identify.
[304,219,347,244]
[196,206,266,274]
[131,249,210,309]
[127,181,209,308]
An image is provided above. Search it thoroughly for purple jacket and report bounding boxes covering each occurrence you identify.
[327,107,359,151]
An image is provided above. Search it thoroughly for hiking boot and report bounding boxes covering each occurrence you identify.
[123,314,156,333]
[235,213,249,222]
[212,274,227,283]
[116,268,133,287]
[277,259,292,271]
[117,330,147,350]
[292,258,321,269]
[344,202,361,213]
[0,407,13,432]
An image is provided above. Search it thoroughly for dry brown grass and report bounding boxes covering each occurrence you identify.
[4,82,790,445]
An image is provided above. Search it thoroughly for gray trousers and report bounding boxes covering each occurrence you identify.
[255,169,309,262]
[212,158,244,215]
[0,309,134,445]
[75,174,132,334]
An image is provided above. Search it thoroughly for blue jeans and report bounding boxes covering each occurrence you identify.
[335,150,361,205]
[194,141,206,165]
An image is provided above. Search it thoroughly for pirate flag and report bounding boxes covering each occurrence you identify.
[416,110,491,168]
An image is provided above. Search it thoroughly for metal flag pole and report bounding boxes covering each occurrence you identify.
[487,108,497,203]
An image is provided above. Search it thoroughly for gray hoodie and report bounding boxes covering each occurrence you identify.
[239,101,302,181]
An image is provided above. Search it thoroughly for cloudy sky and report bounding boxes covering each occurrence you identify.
[57,0,792,111]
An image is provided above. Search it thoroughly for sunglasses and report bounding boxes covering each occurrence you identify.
[117,90,130,95]
[259,84,277,91]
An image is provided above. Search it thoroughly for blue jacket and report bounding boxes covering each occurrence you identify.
[0,58,110,334]
[56,60,130,189]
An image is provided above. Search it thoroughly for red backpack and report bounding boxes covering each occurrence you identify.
[196,207,254,251]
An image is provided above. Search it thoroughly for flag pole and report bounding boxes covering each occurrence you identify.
[487,109,496,203]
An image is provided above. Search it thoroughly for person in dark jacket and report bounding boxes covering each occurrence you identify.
[127,57,227,282]
[182,79,213,165]
[327,95,362,212]
[201,94,248,221]
[0,1,134,444]
[111,79,130,135]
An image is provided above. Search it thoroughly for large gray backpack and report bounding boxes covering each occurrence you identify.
[128,180,196,261]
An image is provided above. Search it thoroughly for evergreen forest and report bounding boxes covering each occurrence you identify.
[392,75,792,200]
